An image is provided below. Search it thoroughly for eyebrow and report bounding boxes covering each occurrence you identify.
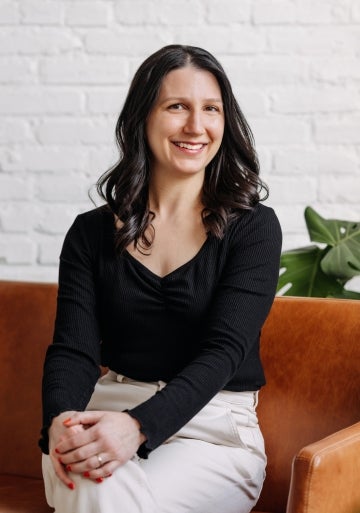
[160,97,223,104]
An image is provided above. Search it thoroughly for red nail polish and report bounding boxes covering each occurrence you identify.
[58,457,64,465]
[106,473,112,478]
[55,448,60,454]
[66,465,72,472]
[67,482,75,490]
[96,477,103,483]
[63,417,72,425]
[83,471,90,477]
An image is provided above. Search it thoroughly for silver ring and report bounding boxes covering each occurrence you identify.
[97,454,103,467]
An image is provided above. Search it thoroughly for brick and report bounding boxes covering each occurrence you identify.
[87,88,127,114]
[233,90,267,117]
[37,119,113,145]
[221,56,308,86]
[0,120,33,143]
[253,1,297,24]
[0,58,37,84]
[0,175,31,200]
[0,148,25,173]
[35,174,92,203]
[317,204,360,223]
[250,118,310,144]
[353,2,360,22]
[85,29,168,56]
[281,233,314,253]
[0,1,20,24]
[65,2,109,26]
[0,265,59,282]
[310,57,360,83]
[271,87,359,114]
[268,176,317,204]
[0,202,37,232]
[114,1,159,24]
[157,0,203,25]
[206,0,251,23]
[16,147,87,172]
[40,56,129,84]
[174,26,265,55]
[0,235,36,264]
[273,204,307,233]
[319,175,360,203]
[0,28,81,55]
[274,147,359,175]
[38,236,65,265]
[87,146,119,180]
[314,118,360,144]
[35,205,80,235]
[0,89,84,114]
[298,2,351,24]
[268,27,360,55]
[20,1,63,25]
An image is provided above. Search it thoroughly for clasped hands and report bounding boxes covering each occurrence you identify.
[49,410,146,490]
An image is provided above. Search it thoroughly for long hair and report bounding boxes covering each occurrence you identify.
[96,44,268,253]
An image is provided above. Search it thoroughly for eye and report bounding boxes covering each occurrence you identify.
[168,103,186,111]
[205,105,221,112]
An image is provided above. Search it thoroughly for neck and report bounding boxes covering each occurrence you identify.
[148,172,204,218]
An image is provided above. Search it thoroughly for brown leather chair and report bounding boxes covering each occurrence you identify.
[0,281,359,513]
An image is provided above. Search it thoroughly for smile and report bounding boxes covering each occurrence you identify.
[172,142,207,151]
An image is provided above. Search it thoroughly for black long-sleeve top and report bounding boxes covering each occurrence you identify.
[39,203,282,456]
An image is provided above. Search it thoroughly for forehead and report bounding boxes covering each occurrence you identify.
[157,66,222,99]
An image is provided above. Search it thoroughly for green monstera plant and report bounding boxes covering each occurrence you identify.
[277,206,360,299]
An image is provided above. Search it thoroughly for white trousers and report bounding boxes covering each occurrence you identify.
[42,371,266,513]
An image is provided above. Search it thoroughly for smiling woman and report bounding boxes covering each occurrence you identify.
[146,67,225,180]
[40,44,282,513]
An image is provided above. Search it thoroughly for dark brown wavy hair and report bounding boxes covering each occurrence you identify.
[96,44,268,253]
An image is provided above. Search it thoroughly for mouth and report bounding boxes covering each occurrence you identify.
[172,141,207,151]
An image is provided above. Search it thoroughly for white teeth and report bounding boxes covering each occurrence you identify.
[175,142,203,150]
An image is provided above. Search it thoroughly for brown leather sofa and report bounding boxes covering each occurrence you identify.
[0,280,359,513]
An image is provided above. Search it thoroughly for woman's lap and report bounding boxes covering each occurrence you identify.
[42,373,266,513]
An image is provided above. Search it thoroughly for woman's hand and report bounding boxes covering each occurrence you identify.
[48,410,81,490]
[53,411,146,482]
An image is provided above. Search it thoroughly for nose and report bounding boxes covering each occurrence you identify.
[183,110,205,135]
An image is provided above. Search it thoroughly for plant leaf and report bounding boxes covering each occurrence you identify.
[277,245,343,297]
[304,206,360,280]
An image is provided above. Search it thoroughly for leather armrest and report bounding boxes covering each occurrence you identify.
[286,422,360,513]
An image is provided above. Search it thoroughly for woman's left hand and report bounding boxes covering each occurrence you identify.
[54,411,146,481]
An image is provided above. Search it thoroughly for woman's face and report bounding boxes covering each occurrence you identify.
[145,65,225,180]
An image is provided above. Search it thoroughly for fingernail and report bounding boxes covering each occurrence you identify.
[67,482,75,490]
[55,448,60,454]
[83,471,90,478]
[96,477,103,483]
[63,418,72,425]
[58,457,64,465]
[106,473,112,478]
[66,465,72,472]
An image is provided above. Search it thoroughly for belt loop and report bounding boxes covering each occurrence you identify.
[116,373,125,383]
[254,391,259,408]
[157,380,166,391]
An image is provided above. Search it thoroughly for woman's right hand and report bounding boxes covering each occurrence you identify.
[48,411,81,490]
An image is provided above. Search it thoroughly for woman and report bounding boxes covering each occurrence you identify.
[40,44,282,513]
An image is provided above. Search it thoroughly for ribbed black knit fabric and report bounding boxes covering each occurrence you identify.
[39,204,282,456]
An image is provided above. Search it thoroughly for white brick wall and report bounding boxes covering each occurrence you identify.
[0,0,359,292]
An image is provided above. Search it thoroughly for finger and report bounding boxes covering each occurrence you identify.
[62,411,104,428]
[83,459,122,482]
[60,441,100,472]
[50,452,76,490]
[55,425,96,455]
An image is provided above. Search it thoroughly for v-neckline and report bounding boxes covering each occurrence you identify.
[123,236,210,280]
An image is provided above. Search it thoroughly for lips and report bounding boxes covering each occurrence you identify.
[172,141,207,150]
